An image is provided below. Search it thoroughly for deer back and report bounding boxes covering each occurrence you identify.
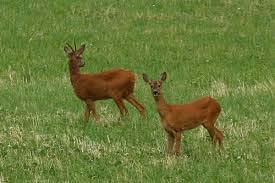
[165,96,220,130]
[73,69,136,100]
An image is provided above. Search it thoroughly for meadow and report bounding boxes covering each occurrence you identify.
[0,0,274,182]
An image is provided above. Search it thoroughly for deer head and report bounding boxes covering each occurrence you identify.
[64,42,86,67]
[143,72,167,96]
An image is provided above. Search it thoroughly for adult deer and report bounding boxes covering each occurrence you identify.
[143,72,224,155]
[64,42,145,124]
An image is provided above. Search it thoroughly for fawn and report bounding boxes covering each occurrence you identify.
[143,72,224,155]
[64,42,145,124]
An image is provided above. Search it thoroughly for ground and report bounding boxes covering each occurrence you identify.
[0,0,274,182]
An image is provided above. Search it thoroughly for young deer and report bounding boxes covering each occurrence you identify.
[143,72,224,155]
[64,42,145,124]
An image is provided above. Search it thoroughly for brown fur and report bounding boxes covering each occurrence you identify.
[143,72,224,155]
[64,43,145,124]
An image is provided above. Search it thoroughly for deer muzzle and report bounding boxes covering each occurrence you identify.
[152,90,159,96]
[79,60,85,67]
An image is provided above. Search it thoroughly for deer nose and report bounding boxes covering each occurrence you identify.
[152,91,159,96]
[80,60,85,67]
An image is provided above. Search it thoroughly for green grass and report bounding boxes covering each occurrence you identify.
[0,0,274,182]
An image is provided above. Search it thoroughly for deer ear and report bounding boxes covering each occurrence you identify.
[142,73,150,83]
[160,72,167,81]
[64,46,71,54]
[76,44,86,55]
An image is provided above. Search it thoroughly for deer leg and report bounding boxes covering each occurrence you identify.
[166,132,175,155]
[84,104,90,124]
[203,123,218,145]
[90,101,100,122]
[174,132,182,156]
[125,95,145,116]
[85,100,100,123]
[203,110,222,145]
[214,127,224,147]
[113,98,127,117]
[207,112,224,148]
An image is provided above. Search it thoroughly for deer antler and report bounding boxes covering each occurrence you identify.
[74,40,77,52]
[66,43,74,52]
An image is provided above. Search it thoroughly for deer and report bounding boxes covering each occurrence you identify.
[143,72,224,155]
[64,42,145,124]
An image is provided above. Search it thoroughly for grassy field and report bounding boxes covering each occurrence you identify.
[0,0,274,182]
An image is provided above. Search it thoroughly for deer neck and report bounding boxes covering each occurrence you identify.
[153,94,169,118]
[69,60,81,84]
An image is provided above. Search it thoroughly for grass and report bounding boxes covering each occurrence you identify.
[0,0,274,182]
